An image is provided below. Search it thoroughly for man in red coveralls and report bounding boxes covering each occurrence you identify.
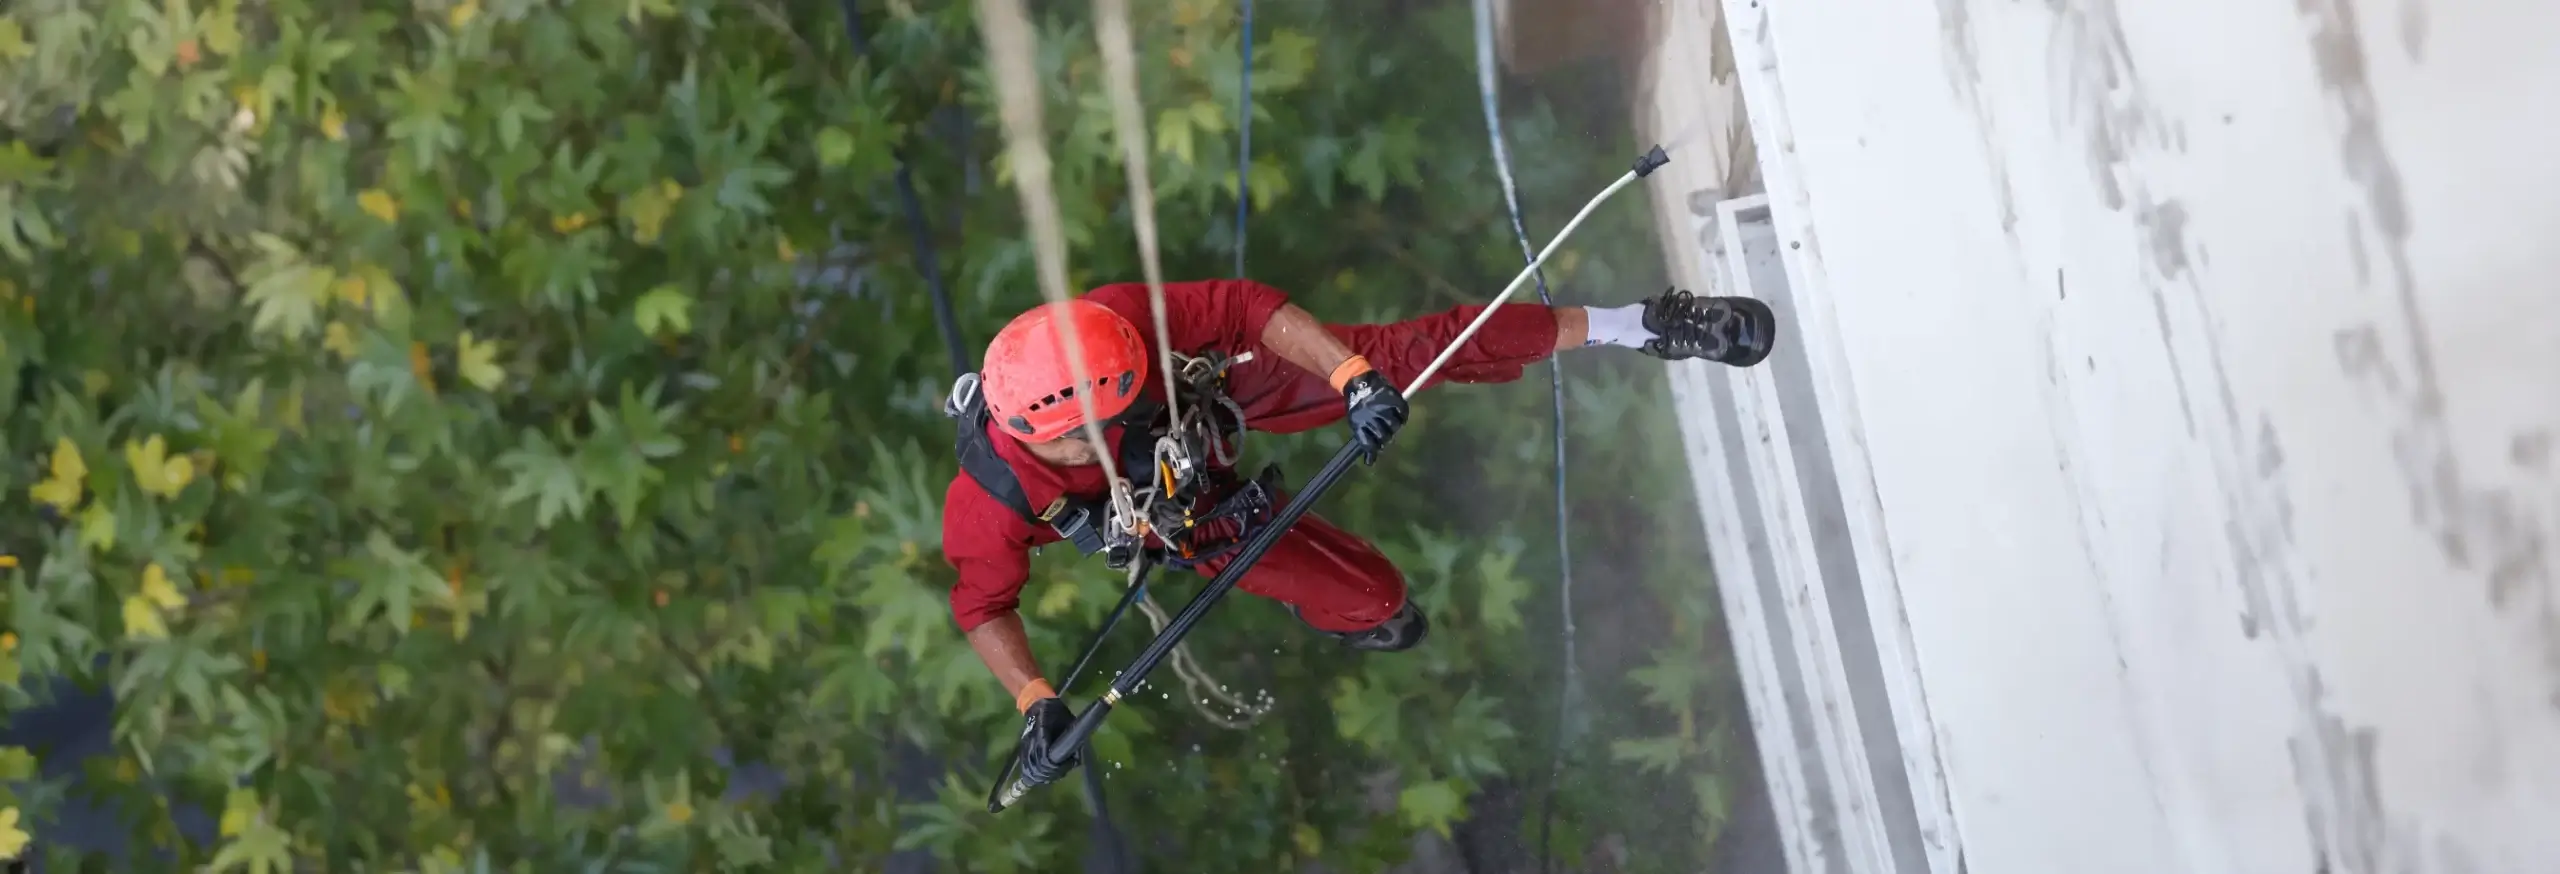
[947,279,1773,784]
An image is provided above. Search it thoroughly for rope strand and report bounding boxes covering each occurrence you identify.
[1469,3,1580,870]
[1233,0,1254,276]
[974,0,1130,503]
[1094,0,1185,429]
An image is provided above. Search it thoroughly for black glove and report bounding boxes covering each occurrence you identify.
[1341,369,1410,465]
[1015,697,1084,786]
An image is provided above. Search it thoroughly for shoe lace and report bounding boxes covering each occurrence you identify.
[1649,291,1732,359]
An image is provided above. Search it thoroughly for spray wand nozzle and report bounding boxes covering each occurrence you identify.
[1631,144,1670,178]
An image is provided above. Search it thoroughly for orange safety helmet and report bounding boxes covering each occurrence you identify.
[981,299,1150,442]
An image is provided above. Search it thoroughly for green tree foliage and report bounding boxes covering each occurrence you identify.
[0,0,1742,870]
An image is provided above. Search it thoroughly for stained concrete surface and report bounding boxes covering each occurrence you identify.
[1701,0,2560,871]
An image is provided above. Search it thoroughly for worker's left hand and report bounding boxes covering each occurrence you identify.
[1015,697,1084,786]
[1341,370,1410,465]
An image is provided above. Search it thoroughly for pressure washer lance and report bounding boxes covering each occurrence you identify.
[988,144,1672,814]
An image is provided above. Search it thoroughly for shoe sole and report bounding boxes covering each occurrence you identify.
[1716,295,1778,368]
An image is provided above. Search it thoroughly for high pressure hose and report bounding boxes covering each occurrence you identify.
[1466,3,1582,869]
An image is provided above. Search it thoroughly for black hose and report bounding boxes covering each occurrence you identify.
[840,0,970,379]
[1468,7,1579,870]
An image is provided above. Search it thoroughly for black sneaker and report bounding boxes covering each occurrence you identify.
[1294,601,1430,653]
[1639,288,1776,367]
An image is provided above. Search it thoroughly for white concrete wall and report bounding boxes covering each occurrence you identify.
[1690,0,2560,872]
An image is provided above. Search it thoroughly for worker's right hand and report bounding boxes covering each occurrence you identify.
[1015,697,1083,786]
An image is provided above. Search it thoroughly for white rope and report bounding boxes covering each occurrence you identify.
[974,0,1132,515]
[1092,0,1185,432]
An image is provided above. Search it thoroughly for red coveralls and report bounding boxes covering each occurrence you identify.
[942,279,1559,634]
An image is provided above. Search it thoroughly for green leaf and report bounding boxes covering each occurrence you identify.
[496,431,587,528]
[339,530,444,635]
[1329,676,1399,752]
[633,285,693,336]
[1628,655,1705,714]
[1476,548,1527,632]
[816,127,856,168]
[1153,108,1195,167]
[1609,736,1688,776]
[208,815,293,874]
[241,244,330,340]
[1396,779,1467,838]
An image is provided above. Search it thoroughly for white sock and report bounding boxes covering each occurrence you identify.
[1581,303,1655,349]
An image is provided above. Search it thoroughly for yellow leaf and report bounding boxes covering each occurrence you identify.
[623,179,682,244]
[80,370,109,396]
[776,237,798,263]
[333,273,369,308]
[552,212,591,234]
[664,800,694,825]
[78,504,116,553]
[48,437,86,482]
[1,633,15,651]
[0,20,30,62]
[1294,822,1323,858]
[358,188,399,223]
[29,437,85,512]
[404,779,449,813]
[320,107,347,141]
[324,322,357,359]
[0,556,11,569]
[448,0,481,27]
[0,807,25,860]
[409,342,436,394]
[142,563,186,610]
[123,595,169,640]
[456,331,503,391]
[219,788,256,838]
[125,435,197,499]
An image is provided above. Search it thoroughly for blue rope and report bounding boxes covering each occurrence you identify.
[1233,0,1254,276]
[839,0,969,378]
[1468,2,1577,872]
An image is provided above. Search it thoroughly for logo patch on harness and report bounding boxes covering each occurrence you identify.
[1036,496,1068,522]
